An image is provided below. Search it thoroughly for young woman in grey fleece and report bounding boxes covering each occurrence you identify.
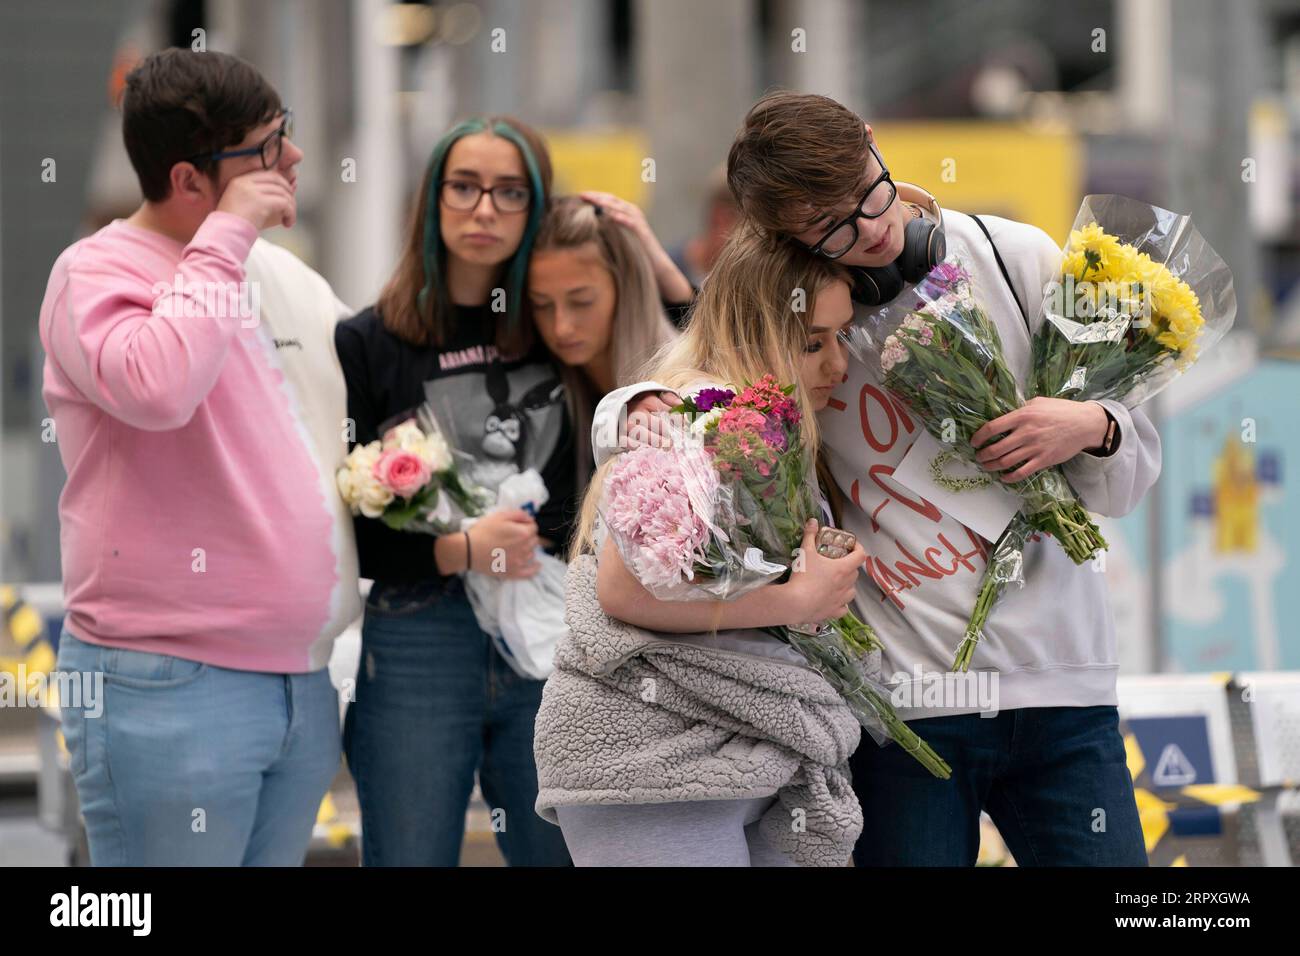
[534,554,866,866]
[532,227,874,866]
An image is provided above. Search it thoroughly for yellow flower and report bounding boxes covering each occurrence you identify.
[1120,254,1197,339]
[1153,281,1202,333]
[1067,223,1123,274]
[1132,251,1163,283]
[1099,243,1139,281]
[1062,249,1091,280]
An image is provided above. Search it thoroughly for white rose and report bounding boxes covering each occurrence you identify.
[358,476,395,518]
[336,467,362,510]
[410,431,452,472]
[384,420,425,451]
[689,406,724,438]
[348,441,382,471]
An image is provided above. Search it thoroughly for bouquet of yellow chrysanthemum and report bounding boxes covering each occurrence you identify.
[955,195,1236,670]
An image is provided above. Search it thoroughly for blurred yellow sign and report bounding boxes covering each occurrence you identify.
[541,122,1080,241]
[840,121,1081,243]
[543,128,650,206]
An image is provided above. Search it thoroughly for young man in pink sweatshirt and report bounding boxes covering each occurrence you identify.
[43,48,360,865]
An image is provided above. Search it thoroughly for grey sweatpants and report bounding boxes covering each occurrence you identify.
[554,796,798,867]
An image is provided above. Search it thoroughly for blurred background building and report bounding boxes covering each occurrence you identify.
[1,0,1298,865]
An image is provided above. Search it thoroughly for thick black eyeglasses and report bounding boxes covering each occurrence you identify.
[440,179,532,214]
[193,109,294,169]
[801,141,897,260]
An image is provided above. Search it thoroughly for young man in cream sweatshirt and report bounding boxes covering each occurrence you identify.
[592,92,1158,866]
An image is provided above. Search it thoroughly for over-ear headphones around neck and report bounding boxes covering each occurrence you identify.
[848,182,947,307]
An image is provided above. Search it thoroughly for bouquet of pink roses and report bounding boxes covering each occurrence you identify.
[336,404,490,533]
[601,376,951,779]
[337,403,563,679]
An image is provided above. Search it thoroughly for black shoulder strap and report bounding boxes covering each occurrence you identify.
[971,214,1031,338]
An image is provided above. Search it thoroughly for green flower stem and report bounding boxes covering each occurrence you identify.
[953,575,998,672]
[1026,500,1107,564]
[769,626,951,780]
[831,612,883,655]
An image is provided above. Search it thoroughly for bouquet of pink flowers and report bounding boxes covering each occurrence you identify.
[337,402,563,679]
[336,404,490,533]
[601,376,951,779]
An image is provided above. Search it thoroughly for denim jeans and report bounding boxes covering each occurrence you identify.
[56,629,341,866]
[342,578,571,866]
[851,705,1148,866]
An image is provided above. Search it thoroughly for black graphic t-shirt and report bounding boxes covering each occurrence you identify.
[335,304,577,587]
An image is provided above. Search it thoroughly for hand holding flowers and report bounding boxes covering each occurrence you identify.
[955,195,1236,670]
[851,261,1107,565]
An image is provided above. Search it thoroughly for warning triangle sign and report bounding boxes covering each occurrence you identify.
[1153,743,1198,786]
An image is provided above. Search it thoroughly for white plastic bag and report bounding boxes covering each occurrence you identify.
[461,469,566,679]
[494,550,568,679]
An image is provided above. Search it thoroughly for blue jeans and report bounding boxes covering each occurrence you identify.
[342,579,571,866]
[851,705,1148,866]
[56,629,340,866]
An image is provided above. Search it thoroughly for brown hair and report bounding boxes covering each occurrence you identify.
[569,223,852,558]
[377,115,553,353]
[531,196,679,479]
[726,90,872,235]
[122,48,282,202]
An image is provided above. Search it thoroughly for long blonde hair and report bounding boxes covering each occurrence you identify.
[532,196,678,480]
[570,224,852,558]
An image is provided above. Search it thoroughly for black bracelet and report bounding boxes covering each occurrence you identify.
[1096,407,1119,457]
[464,530,472,572]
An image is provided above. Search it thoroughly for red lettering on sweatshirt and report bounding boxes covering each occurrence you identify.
[842,379,994,611]
[859,384,916,452]
[863,526,992,610]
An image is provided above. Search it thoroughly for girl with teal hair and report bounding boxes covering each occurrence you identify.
[409,115,551,353]
[335,115,573,867]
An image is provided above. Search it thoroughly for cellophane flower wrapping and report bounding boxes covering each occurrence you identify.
[957,195,1237,670]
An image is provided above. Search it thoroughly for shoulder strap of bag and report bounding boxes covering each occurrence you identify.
[971,214,1031,338]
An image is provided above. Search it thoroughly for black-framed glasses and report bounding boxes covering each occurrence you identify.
[193,109,294,169]
[802,141,897,259]
[440,179,532,214]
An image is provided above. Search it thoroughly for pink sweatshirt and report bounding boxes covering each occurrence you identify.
[39,212,360,672]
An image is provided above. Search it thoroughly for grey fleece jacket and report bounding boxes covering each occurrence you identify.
[533,555,864,866]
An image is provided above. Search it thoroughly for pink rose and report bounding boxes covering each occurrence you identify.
[373,449,432,499]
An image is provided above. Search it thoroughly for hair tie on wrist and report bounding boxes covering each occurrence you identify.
[464,530,473,571]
